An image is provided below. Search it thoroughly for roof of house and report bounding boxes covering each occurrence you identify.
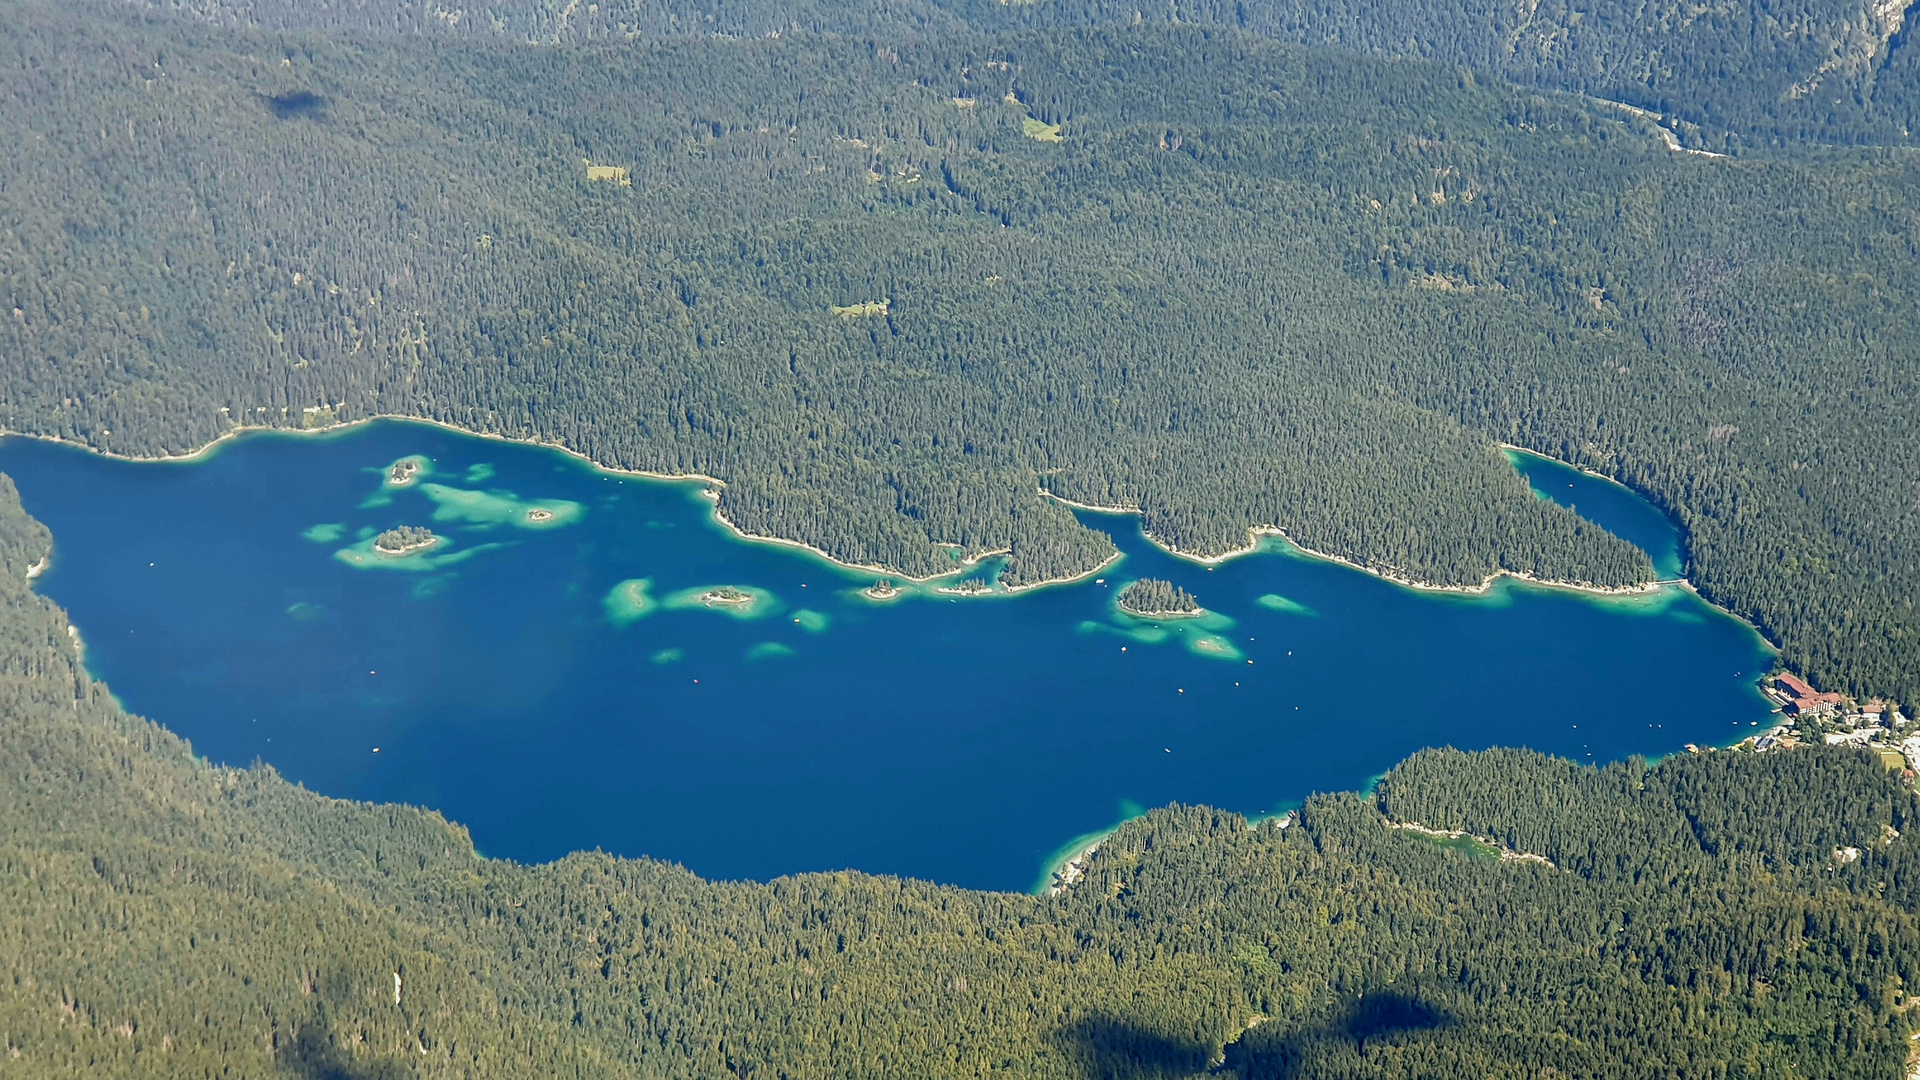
[1789,697,1839,713]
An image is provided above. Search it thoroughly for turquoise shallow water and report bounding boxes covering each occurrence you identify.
[0,422,1774,891]
[1506,446,1687,580]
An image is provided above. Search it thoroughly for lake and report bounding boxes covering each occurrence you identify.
[0,422,1776,892]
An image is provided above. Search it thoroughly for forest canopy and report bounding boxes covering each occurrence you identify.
[1118,577,1202,615]
[100,0,1920,148]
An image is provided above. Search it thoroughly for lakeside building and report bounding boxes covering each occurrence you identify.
[1777,673,1817,697]
[1774,672,1846,717]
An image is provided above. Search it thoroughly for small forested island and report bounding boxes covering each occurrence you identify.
[863,579,900,600]
[1118,578,1203,617]
[526,508,555,523]
[387,459,419,486]
[372,525,438,555]
[699,585,753,605]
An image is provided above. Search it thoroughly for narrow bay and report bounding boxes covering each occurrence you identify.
[0,422,1776,891]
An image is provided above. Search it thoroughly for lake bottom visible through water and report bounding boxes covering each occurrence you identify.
[0,423,1777,892]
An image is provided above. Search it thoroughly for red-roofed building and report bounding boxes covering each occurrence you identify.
[1786,692,1845,717]
[1777,673,1818,700]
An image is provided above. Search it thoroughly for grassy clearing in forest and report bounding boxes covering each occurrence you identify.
[831,300,889,319]
[1402,829,1502,861]
[584,163,630,185]
[1022,117,1064,142]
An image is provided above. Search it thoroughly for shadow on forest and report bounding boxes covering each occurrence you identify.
[1058,992,1450,1079]
[263,91,328,120]
[275,973,408,1080]
[276,1021,408,1080]
[1056,1015,1216,1079]
[1221,992,1451,1079]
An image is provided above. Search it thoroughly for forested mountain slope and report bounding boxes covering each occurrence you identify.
[106,0,1920,147]
[1,0,1916,708]
[976,0,1920,148]
[3,479,1920,1077]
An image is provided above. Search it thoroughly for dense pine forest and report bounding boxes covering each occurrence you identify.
[1118,577,1202,614]
[1,0,1915,708]
[4,479,1920,1077]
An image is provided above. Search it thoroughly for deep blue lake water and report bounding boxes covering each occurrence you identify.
[0,422,1775,891]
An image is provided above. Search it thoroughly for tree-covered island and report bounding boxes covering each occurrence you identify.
[372,525,438,555]
[698,585,753,605]
[1118,578,1203,617]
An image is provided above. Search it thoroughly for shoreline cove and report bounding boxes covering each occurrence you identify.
[1039,490,1671,600]
[2,417,1027,588]
[1,417,1693,603]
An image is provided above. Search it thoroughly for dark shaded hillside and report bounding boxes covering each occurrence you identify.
[3,2,1914,706]
[3,478,1920,1077]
